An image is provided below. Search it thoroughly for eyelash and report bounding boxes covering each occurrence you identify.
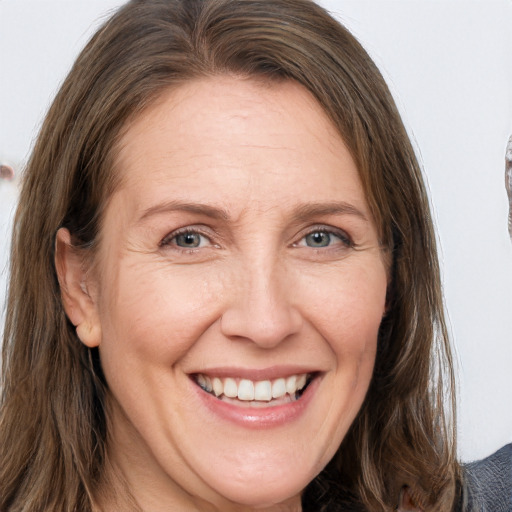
[294,226,354,250]
[159,225,354,253]
[160,226,214,251]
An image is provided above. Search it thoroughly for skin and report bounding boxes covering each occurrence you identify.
[56,76,388,511]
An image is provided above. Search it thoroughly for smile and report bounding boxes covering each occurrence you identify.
[194,373,312,406]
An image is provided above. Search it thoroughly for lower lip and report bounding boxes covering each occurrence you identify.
[192,377,320,429]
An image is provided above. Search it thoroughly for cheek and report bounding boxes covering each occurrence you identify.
[298,261,387,350]
[297,261,385,415]
[97,258,228,368]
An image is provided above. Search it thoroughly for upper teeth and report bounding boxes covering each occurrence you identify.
[196,374,309,401]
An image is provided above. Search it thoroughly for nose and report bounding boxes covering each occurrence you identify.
[220,256,303,348]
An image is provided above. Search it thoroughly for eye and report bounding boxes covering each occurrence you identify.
[174,232,203,248]
[296,227,352,249]
[160,228,212,250]
[304,231,332,248]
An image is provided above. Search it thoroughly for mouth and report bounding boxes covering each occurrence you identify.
[192,373,314,408]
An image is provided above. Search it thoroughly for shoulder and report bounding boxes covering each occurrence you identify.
[462,444,512,512]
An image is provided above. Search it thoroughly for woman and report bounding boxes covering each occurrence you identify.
[0,0,462,510]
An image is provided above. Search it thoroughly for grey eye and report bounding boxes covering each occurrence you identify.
[175,233,202,248]
[305,232,332,247]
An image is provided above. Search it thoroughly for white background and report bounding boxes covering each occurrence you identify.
[1,0,511,462]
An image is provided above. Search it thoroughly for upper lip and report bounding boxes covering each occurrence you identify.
[187,365,322,381]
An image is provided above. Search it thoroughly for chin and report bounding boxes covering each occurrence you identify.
[199,453,323,510]
[209,477,307,510]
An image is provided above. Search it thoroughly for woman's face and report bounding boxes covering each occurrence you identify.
[86,77,388,511]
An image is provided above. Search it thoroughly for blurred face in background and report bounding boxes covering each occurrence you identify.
[80,77,388,511]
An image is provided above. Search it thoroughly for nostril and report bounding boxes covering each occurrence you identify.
[220,304,302,349]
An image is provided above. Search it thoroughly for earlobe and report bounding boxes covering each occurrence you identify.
[75,320,102,348]
[55,228,102,348]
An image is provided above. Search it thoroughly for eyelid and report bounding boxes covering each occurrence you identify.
[159,225,216,249]
[158,223,354,252]
[293,225,354,248]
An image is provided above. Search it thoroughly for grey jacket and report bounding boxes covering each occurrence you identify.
[462,444,512,512]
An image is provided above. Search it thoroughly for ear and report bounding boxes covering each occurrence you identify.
[55,228,102,348]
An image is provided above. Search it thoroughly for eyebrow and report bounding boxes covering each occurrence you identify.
[137,199,368,224]
[290,201,369,223]
[138,200,230,223]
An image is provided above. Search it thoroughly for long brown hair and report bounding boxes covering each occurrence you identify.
[1,1,459,510]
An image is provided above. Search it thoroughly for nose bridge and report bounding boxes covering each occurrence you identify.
[220,248,301,348]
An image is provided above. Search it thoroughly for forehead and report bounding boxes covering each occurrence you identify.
[111,76,368,219]
[116,77,348,162]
